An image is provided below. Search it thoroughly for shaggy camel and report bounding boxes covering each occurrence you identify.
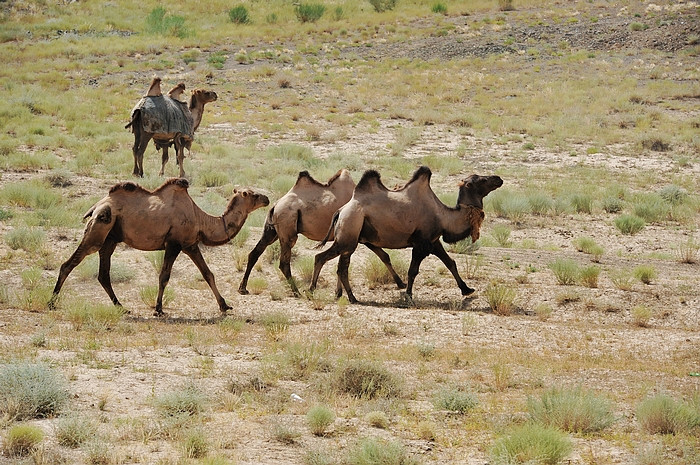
[126,88,218,178]
[49,178,269,316]
[311,166,503,303]
[238,170,406,296]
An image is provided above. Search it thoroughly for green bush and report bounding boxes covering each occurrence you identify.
[154,383,207,417]
[0,362,69,421]
[433,387,478,414]
[572,237,604,259]
[633,265,657,284]
[633,194,669,223]
[601,196,624,213]
[528,193,554,216]
[333,359,402,399]
[501,196,531,223]
[55,415,96,448]
[145,7,191,38]
[614,214,645,235]
[490,423,572,465]
[570,193,593,214]
[485,281,517,316]
[295,3,326,23]
[346,437,419,465]
[63,300,125,331]
[548,258,579,285]
[5,227,45,252]
[527,386,615,433]
[369,0,398,13]
[306,404,335,436]
[636,394,700,434]
[431,2,447,14]
[3,423,44,457]
[228,5,251,24]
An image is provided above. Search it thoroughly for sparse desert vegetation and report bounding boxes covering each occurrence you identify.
[1,0,699,464]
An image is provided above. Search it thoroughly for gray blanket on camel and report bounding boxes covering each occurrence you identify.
[130,96,194,138]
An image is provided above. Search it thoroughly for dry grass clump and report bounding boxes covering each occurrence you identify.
[485,281,517,316]
[139,285,175,309]
[677,236,699,263]
[0,362,69,421]
[365,411,390,429]
[578,265,601,288]
[432,387,478,414]
[490,225,513,248]
[490,423,572,465]
[346,437,420,465]
[181,428,209,459]
[548,258,579,286]
[636,393,700,434]
[260,311,291,340]
[527,386,616,433]
[3,423,44,457]
[614,214,645,235]
[364,252,408,288]
[633,265,657,285]
[609,268,635,291]
[55,414,96,448]
[154,383,207,418]
[333,359,403,399]
[572,236,604,261]
[631,305,653,327]
[62,300,125,331]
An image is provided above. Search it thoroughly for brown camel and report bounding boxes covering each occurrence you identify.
[167,82,186,101]
[238,170,406,296]
[311,166,503,303]
[49,178,269,316]
[125,88,218,178]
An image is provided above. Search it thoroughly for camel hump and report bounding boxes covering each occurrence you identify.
[295,170,317,185]
[162,177,189,190]
[109,181,140,194]
[356,170,387,192]
[410,165,432,182]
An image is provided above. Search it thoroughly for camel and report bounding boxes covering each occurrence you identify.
[167,82,186,101]
[238,169,406,296]
[146,76,162,97]
[310,166,503,303]
[48,178,269,316]
[125,88,218,178]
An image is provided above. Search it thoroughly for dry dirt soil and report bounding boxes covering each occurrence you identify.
[1,2,699,465]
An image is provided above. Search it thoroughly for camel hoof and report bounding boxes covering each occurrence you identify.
[397,281,407,290]
[154,311,165,317]
[462,287,476,297]
[238,288,249,296]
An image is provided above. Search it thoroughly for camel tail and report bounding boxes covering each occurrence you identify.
[315,210,340,249]
[125,110,140,131]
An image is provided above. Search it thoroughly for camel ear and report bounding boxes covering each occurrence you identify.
[233,188,238,194]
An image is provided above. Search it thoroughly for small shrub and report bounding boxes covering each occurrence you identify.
[433,387,478,414]
[633,195,669,223]
[260,311,290,340]
[548,258,579,286]
[146,250,165,271]
[0,362,69,421]
[346,437,419,465]
[333,6,345,20]
[527,386,615,433]
[490,225,512,247]
[578,265,600,288]
[295,3,326,23]
[154,383,207,417]
[528,193,554,216]
[630,22,649,32]
[55,415,96,448]
[572,237,604,260]
[535,303,553,321]
[228,5,251,24]
[601,196,624,213]
[139,285,175,309]
[485,281,517,316]
[490,423,572,465]
[416,341,436,360]
[658,185,688,205]
[633,265,657,284]
[501,196,531,223]
[677,236,699,263]
[247,277,268,295]
[208,51,227,69]
[3,423,44,456]
[333,359,402,399]
[6,227,45,252]
[636,394,700,434]
[294,255,315,284]
[199,169,229,187]
[431,2,447,14]
[182,429,209,459]
[369,0,398,13]
[145,7,191,38]
[365,411,389,429]
[305,448,335,465]
[306,404,335,436]
[609,268,635,291]
[631,305,653,327]
[498,0,515,11]
[614,214,645,235]
[63,301,125,331]
[570,193,593,214]
[273,424,302,444]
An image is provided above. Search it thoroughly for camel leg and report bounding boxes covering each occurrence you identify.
[405,244,431,298]
[97,239,122,307]
[158,144,170,177]
[278,236,299,295]
[364,244,406,289]
[175,136,186,178]
[133,132,152,178]
[431,241,474,296]
[49,244,97,309]
[239,224,278,295]
[183,245,231,313]
[336,253,356,303]
[155,244,181,316]
[311,242,344,293]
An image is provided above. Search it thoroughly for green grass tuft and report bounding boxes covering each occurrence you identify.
[306,404,336,436]
[3,423,44,457]
[490,423,572,465]
[0,362,69,421]
[527,386,615,433]
[636,393,700,434]
[346,437,419,465]
[548,258,579,286]
[433,387,478,414]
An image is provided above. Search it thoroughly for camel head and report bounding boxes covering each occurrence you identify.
[457,174,503,209]
[224,188,270,220]
[190,89,218,106]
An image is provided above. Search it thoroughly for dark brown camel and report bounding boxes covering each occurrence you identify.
[126,88,218,178]
[239,170,405,296]
[49,178,269,315]
[310,166,503,303]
